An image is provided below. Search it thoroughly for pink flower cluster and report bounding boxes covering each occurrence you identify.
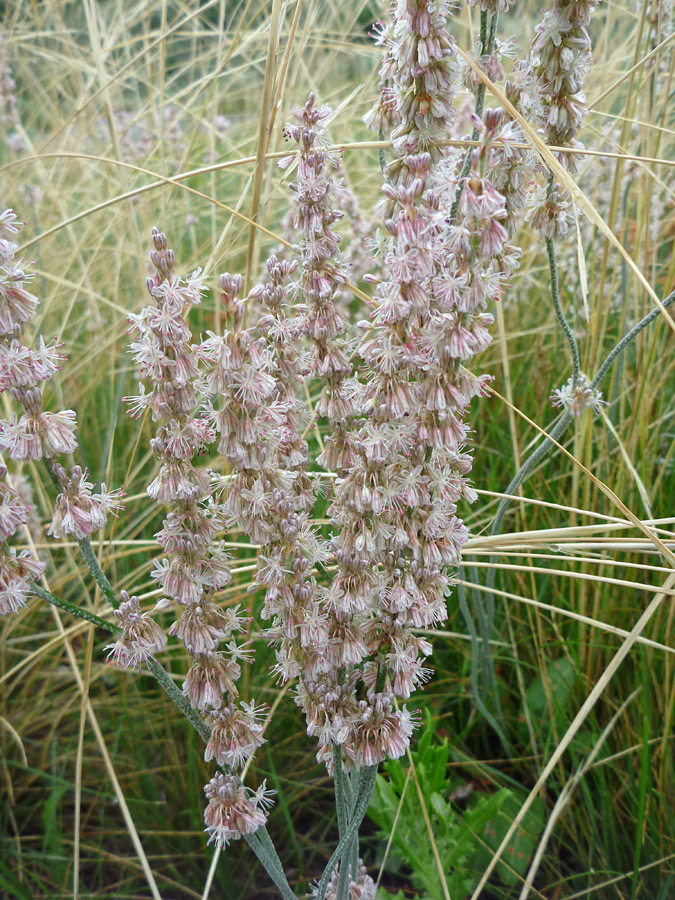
[126,231,258,733]
[290,2,524,772]
[0,459,45,616]
[203,771,274,849]
[106,590,167,668]
[371,0,459,174]
[49,464,123,540]
[281,94,357,474]
[530,0,599,169]
[0,208,122,583]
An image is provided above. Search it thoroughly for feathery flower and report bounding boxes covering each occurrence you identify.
[203,772,271,847]
[106,591,167,669]
[49,464,124,539]
[530,0,599,170]
[551,373,604,416]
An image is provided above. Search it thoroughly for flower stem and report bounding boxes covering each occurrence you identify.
[448,10,495,225]
[31,584,118,631]
[545,177,581,381]
[315,765,377,900]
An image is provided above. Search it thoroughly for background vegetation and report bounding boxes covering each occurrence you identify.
[1,1,674,897]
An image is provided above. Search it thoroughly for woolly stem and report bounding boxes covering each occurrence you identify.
[332,744,355,899]
[590,289,675,391]
[545,177,581,381]
[315,764,378,900]
[31,584,117,631]
[448,10,495,224]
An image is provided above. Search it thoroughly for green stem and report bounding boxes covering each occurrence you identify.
[448,10,495,225]
[245,832,297,900]
[76,535,119,609]
[315,765,377,900]
[146,658,211,743]
[545,176,581,381]
[31,584,118,631]
[333,744,349,837]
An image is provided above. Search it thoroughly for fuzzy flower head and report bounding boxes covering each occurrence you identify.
[525,182,574,240]
[551,373,604,417]
[106,591,167,669]
[0,547,45,616]
[203,772,271,847]
[0,389,77,460]
[204,700,267,770]
[183,652,243,712]
[49,464,125,540]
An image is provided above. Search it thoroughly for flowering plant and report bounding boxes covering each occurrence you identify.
[4,1,675,897]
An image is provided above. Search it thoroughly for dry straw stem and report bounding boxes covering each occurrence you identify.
[518,689,641,900]
[35,0,221,152]
[244,0,283,295]
[467,386,675,896]
[558,852,675,900]
[45,606,162,898]
[588,30,675,111]
[0,715,27,765]
[460,578,675,658]
[488,386,675,568]
[6,152,372,305]
[469,572,675,900]
[598,406,653,518]
[455,44,675,336]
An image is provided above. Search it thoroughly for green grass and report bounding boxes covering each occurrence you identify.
[2,0,675,897]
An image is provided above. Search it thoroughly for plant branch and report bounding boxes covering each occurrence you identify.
[31,526,295,897]
[546,235,581,381]
[590,288,675,391]
[315,765,378,900]
[31,584,118,631]
[448,10,495,224]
